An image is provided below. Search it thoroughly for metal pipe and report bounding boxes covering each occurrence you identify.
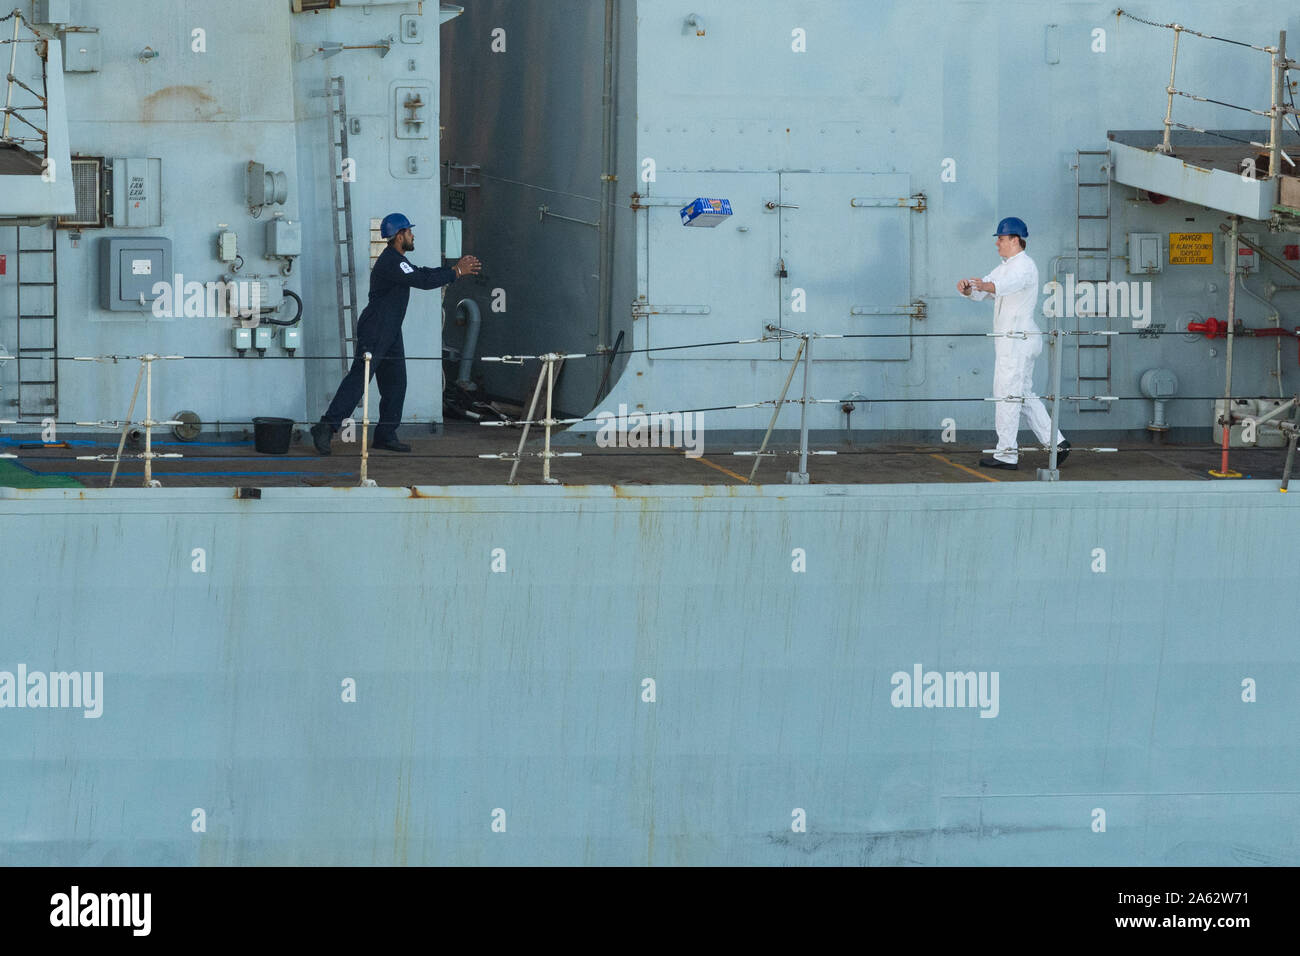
[1160,26,1182,154]
[359,351,371,486]
[1282,426,1298,492]
[1215,217,1240,478]
[1244,395,1296,427]
[2,13,20,141]
[1225,218,1238,416]
[542,355,557,484]
[794,335,812,481]
[1236,276,1284,398]
[748,337,805,483]
[1271,31,1286,178]
[144,356,154,486]
[455,297,481,387]
[596,0,619,353]
[1046,326,1063,476]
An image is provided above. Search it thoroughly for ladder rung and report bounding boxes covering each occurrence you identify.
[17,280,56,286]
[1077,246,1109,252]
[1078,182,1109,187]
[19,380,57,385]
[1077,215,1109,220]
[18,346,56,352]
[19,315,57,320]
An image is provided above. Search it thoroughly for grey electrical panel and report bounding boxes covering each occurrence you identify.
[265,218,302,257]
[100,237,172,312]
[62,30,101,72]
[1127,233,1162,275]
[111,157,163,227]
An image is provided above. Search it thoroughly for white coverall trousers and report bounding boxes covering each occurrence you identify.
[993,329,1063,464]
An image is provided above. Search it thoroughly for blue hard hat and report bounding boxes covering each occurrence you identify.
[380,212,414,239]
[994,216,1028,238]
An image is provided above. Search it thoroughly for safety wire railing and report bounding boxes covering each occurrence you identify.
[3,322,1298,491]
[1,9,50,156]
[1115,9,1295,176]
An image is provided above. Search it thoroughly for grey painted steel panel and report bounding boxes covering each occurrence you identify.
[1,483,1296,865]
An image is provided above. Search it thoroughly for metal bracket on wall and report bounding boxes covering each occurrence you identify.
[442,162,481,188]
[631,304,711,318]
[850,193,927,211]
[850,300,927,320]
[539,205,598,228]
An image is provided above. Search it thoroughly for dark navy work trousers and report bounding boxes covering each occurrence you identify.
[320,314,407,442]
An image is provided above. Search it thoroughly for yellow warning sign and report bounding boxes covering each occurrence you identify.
[1169,232,1214,265]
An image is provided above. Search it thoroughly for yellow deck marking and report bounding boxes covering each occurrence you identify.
[692,454,752,483]
[929,453,1000,483]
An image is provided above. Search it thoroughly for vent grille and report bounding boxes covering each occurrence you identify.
[57,156,105,228]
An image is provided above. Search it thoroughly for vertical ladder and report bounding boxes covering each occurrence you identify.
[15,222,58,421]
[1072,148,1113,414]
[325,76,359,373]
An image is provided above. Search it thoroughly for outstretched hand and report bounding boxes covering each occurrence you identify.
[454,255,482,278]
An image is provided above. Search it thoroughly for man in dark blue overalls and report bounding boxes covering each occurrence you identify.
[310,212,481,454]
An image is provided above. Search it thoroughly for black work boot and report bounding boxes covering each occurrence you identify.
[309,422,333,456]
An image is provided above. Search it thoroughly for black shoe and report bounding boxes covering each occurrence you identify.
[1055,440,1071,465]
[309,422,332,456]
[979,457,1018,470]
[371,438,411,453]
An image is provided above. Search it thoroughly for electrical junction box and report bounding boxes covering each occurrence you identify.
[680,197,733,227]
[226,277,284,318]
[1127,233,1162,274]
[217,231,238,262]
[232,327,252,352]
[100,237,172,312]
[441,216,462,259]
[265,218,301,257]
[111,157,162,227]
[282,326,301,351]
[1224,233,1259,275]
[253,326,273,350]
[62,30,100,72]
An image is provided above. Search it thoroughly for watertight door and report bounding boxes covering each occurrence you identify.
[644,172,781,360]
[778,172,913,361]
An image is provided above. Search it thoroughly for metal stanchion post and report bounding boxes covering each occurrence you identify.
[787,335,812,485]
[143,355,158,487]
[1039,326,1063,481]
[359,351,376,487]
[542,354,558,485]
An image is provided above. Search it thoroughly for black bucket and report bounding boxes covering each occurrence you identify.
[252,417,294,455]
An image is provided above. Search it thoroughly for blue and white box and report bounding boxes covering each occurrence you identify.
[680,197,733,227]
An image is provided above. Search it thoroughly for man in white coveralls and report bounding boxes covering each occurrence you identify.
[957,216,1070,470]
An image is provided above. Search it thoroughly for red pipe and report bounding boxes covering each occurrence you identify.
[1187,317,1227,339]
[1186,319,1300,363]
